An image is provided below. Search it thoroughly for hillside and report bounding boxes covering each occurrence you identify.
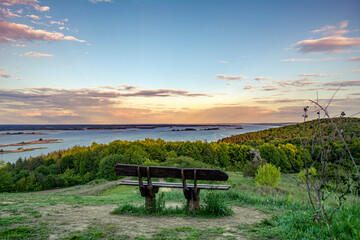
[219,117,360,144]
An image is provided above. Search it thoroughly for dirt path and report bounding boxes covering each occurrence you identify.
[38,203,267,239]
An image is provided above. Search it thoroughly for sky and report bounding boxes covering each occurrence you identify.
[0,0,359,124]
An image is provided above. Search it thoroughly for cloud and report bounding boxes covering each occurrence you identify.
[312,20,349,36]
[277,78,317,87]
[281,58,314,62]
[299,73,333,77]
[26,14,40,20]
[122,89,211,97]
[11,43,27,47]
[14,78,20,80]
[23,51,53,57]
[323,80,360,87]
[50,21,64,25]
[217,60,229,64]
[0,20,86,43]
[281,57,339,62]
[216,74,247,81]
[254,77,272,82]
[296,35,360,54]
[89,0,112,3]
[243,85,255,90]
[0,0,49,12]
[0,72,10,78]
[347,56,360,61]
[262,86,280,91]
[295,21,360,54]
[0,7,20,18]
[352,69,360,73]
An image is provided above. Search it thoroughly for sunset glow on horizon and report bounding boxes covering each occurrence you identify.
[0,0,359,124]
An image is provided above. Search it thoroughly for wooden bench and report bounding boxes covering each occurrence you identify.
[114,164,231,211]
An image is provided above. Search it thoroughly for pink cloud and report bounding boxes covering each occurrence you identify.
[312,20,349,36]
[0,20,86,43]
[347,56,360,61]
[0,72,10,78]
[23,51,53,57]
[216,74,247,81]
[296,35,360,54]
[295,21,360,54]
[0,7,20,18]
[254,76,272,81]
[0,0,49,12]
[26,14,40,20]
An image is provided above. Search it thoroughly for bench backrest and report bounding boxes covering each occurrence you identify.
[114,164,228,181]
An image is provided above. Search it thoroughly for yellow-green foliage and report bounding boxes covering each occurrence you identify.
[298,167,317,184]
[255,163,281,187]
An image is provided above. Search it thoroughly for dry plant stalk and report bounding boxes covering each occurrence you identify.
[282,97,360,240]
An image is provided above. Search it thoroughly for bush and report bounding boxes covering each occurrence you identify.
[243,148,266,177]
[255,163,281,187]
[298,167,317,184]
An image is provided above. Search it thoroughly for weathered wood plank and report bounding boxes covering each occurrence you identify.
[117,180,231,190]
[114,164,228,181]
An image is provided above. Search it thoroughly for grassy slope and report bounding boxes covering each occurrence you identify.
[220,117,360,144]
[1,172,358,239]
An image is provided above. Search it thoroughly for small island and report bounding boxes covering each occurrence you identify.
[0,138,62,148]
[0,147,46,154]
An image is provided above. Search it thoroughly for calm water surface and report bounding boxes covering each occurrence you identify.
[0,125,278,163]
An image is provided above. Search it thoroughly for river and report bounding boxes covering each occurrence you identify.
[0,124,278,163]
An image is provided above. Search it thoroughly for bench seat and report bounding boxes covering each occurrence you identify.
[118,179,231,190]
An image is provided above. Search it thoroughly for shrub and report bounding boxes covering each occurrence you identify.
[298,167,317,184]
[255,163,281,187]
[243,148,266,177]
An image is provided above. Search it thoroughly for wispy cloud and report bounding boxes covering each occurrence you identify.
[50,21,64,25]
[254,77,272,82]
[299,73,333,77]
[89,0,113,3]
[0,72,10,78]
[276,78,317,87]
[216,74,247,81]
[352,69,360,73]
[217,60,229,64]
[281,58,313,62]
[0,20,86,43]
[0,7,20,18]
[295,21,360,54]
[0,0,49,12]
[243,85,255,90]
[26,14,40,20]
[281,57,339,62]
[323,80,360,87]
[347,56,360,61]
[262,86,280,91]
[312,20,349,36]
[11,43,27,47]
[23,51,53,57]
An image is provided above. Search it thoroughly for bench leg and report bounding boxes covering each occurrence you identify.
[140,186,159,209]
[185,189,200,211]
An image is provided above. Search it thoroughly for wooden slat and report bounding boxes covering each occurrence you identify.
[117,180,231,190]
[114,164,228,181]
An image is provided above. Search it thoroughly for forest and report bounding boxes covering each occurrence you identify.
[1,117,359,193]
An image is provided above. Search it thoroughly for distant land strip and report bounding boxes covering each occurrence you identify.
[0,139,62,148]
[0,123,290,131]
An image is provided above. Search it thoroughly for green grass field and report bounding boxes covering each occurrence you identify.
[0,172,359,239]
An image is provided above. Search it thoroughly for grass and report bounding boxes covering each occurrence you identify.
[0,173,359,239]
[112,191,233,218]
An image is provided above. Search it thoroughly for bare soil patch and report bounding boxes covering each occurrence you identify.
[38,203,267,239]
